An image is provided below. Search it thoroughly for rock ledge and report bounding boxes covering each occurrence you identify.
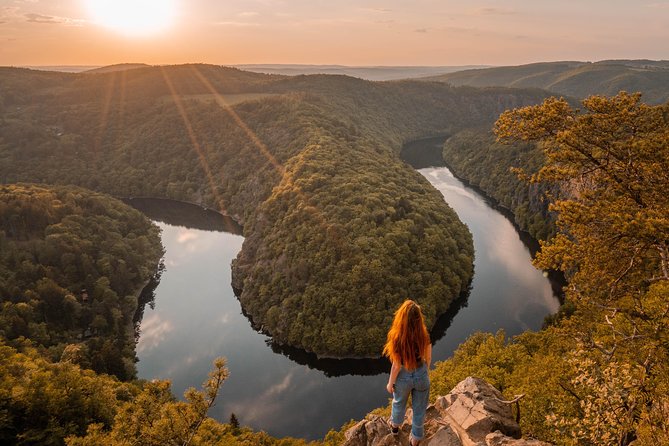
[343,377,553,446]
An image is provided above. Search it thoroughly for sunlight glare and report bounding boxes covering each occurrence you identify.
[85,0,177,36]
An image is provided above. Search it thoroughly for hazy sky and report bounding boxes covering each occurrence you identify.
[1,0,668,66]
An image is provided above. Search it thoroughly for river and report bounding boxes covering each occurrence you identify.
[130,146,560,440]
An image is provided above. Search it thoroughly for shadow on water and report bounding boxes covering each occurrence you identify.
[235,299,391,377]
[122,197,243,235]
[261,284,472,377]
[133,261,164,341]
[399,135,449,169]
[267,343,389,377]
[428,282,472,344]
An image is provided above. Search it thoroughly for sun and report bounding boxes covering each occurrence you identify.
[84,0,177,36]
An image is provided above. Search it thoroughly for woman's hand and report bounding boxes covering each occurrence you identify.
[386,381,394,394]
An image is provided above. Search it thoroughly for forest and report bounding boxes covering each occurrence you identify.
[0,65,549,357]
[0,63,667,445]
[0,184,163,380]
[430,93,669,446]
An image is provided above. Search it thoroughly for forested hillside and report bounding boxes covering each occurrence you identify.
[441,128,553,240]
[428,93,669,446]
[425,60,669,104]
[436,61,669,241]
[0,64,549,357]
[0,184,162,380]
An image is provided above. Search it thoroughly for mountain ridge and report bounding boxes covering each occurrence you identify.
[422,59,669,104]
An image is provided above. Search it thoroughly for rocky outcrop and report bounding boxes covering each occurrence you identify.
[342,377,553,446]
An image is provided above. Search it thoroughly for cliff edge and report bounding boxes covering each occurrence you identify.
[343,377,553,446]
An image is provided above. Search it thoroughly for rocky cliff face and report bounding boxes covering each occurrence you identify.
[343,377,552,446]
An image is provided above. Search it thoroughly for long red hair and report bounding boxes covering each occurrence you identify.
[382,300,430,370]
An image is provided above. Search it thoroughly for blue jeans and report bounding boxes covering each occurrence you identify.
[391,363,430,440]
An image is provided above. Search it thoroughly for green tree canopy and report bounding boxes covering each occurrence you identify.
[0,184,163,380]
[495,92,669,445]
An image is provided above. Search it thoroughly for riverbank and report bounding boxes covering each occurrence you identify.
[400,135,565,301]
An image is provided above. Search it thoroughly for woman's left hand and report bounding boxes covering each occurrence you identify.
[386,382,394,394]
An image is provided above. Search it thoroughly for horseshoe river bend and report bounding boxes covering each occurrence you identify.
[128,137,561,440]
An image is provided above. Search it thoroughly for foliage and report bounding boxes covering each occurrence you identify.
[67,358,227,446]
[495,92,669,445]
[0,65,550,357]
[0,342,313,446]
[0,341,131,446]
[0,184,163,379]
[67,357,315,446]
[441,127,554,240]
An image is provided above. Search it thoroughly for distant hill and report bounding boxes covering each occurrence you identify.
[20,64,151,74]
[425,60,669,104]
[84,63,150,74]
[18,64,489,80]
[234,64,489,81]
[22,65,100,73]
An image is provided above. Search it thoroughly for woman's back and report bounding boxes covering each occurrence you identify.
[383,300,432,445]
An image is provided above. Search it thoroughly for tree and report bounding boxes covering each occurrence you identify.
[0,342,124,446]
[495,92,669,445]
[67,357,229,446]
[229,413,240,433]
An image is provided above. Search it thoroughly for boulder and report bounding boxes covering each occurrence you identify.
[433,376,522,442]
[342,377,553,446]
[485,431,553,446]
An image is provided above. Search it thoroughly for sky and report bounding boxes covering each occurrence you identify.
[1,0,668,67]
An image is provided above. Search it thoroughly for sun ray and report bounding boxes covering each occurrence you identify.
[118,69,128,125]
[188,66,336,238]
[116,69,134,170]
[93,71,117,167]
[189,67,286,177]
[159,67,232,227]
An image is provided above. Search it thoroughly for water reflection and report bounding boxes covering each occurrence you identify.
[137,313,174,354]
[420,166,560,360]
[428,284,472,343]
[133,261,163,340]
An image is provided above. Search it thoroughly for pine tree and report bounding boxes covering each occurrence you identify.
[229,413,240,431]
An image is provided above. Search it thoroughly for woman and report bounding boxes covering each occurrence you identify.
[383,299,432,445]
